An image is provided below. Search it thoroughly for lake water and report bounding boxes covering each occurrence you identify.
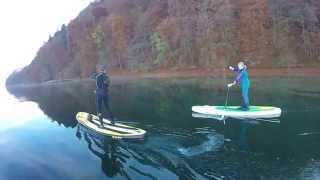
[2,77,320,180]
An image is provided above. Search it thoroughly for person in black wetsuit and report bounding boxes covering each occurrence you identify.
[94,65,115,126]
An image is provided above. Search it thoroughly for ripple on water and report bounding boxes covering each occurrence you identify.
[299,161,320,180]
[178,133,224,157]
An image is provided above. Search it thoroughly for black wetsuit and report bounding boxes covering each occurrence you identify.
[95,73,114,124]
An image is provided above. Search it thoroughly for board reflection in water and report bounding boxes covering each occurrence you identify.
[5,77,320,179]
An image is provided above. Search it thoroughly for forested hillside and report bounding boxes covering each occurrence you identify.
[7,0,320,84]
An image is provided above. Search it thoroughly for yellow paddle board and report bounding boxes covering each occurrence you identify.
[76,112,146,139]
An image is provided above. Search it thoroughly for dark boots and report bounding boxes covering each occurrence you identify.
[98,113,104,127]
[237,106,249,111]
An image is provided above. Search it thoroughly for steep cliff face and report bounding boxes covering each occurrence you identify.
[6,0,320,84]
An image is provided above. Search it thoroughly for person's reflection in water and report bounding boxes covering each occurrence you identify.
[238,120,252,180]
[239,120,251,152]
[76,125,82,140]
[76,125,129,178]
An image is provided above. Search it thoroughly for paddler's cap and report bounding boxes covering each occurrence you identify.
[98,64,108,72]
[238,61,245,70]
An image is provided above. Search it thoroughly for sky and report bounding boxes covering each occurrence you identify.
[0,0,94,130]
[0,0,94,82]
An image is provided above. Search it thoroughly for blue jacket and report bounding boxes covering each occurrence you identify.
[233,66,250,87]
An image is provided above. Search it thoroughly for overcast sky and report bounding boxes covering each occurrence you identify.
[0,0,94,82]
[0,0,94,130]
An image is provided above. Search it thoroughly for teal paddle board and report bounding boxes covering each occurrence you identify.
[192,106,281,118]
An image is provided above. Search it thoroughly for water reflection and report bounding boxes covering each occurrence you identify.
[5,77,320,179]
[192,112,280,124]
[0,83,43,131]
[76,126,125,178]
[76,123,216,179]
[6,81,96,128]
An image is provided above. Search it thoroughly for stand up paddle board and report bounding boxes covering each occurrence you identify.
[76,112,146,139]
[192,106,281,119]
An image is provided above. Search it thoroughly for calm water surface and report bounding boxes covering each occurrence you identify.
[2,77,320,180]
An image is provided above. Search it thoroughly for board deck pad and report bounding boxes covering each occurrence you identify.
[192,106,281,119]
[76,112,146,139]
[216,106,275,112]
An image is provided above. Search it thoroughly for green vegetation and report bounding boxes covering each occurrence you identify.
[90,25,109,65]
[151,32,169,66]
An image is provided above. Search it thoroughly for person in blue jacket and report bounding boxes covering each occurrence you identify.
[228,61,250,111]
[94,65,115,126]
